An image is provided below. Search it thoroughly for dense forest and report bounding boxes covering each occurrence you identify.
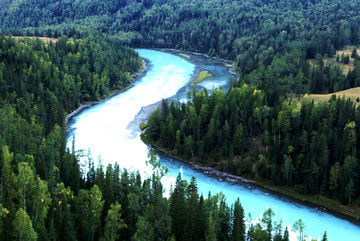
[144,85,360,206]
[0,34,327,241]
[0,144,325,241]
[2,0,360,99]
[1,0,360,240]
[1,0,360,70]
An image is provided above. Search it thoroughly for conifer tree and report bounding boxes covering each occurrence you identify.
[170,174,186,241]
[231,198,245,241]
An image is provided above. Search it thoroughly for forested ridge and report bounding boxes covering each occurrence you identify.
[1,0,360,240]
[2,0,360,97]
[1,0,360,62]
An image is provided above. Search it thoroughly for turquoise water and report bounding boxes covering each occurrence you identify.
[67,49,360,241]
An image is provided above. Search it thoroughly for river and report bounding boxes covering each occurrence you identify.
[67,49,360,241]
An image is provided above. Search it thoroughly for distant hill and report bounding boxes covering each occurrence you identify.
[1,0,360,61]
[2,0,360,107]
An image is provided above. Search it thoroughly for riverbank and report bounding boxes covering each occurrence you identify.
[135,49,360,225]
[127,49,236,135]
[145,140,360,225]
[160,48,236,68]
[159,48,238,77]
[66,48,360,240]
[66,58,150,124]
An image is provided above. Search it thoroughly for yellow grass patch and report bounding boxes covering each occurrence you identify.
[308,87,360,104]
[308,45,359,75]
[13,36,58,44]
[336,46,360,56]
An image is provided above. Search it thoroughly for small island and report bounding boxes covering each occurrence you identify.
[192,70,212,85]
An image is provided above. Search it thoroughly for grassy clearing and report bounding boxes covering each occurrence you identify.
[309,45,360,75]
[13,36,58,44]
[307,87,360,104]
[179,53,190,59]
[193,70,212,85]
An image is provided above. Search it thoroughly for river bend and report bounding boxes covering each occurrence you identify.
[67,49,360,241]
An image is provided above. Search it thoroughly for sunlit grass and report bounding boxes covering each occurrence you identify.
[193,70,212,84]
[13,36,58,44]
[307,87,360,104]
[309,45,359,75]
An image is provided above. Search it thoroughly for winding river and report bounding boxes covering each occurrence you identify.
[67,49,360,241]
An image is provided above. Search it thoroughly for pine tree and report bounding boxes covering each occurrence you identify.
[231,198,245,241]
[170,174,186,241]
[185,177,199,241]
[283,227,289,241]
[321,231,328,241]
[351,48,358,59]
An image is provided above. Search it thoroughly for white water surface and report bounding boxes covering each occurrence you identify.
[67,49,360,241]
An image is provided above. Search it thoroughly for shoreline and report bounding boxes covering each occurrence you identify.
[135,49,360,225]
[159,48,238,76]
[65,48,360,226]
[147,142,360,226]
[65,58,150,124]
[67,48,236,126]
[126,48,237,133]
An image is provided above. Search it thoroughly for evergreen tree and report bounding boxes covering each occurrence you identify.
[170,174,186,241]
[321,231,328,241]
[283,227,289,241]
[351,48,358,59]
[231,198,245,241]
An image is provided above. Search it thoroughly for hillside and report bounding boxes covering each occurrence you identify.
[0,0,359,60]
[1,1,360,240]
[309,86,360,104]
[1,0,360,103]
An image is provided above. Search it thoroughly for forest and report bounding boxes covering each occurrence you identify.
[0,34,322,241]
[1,0,360,240]
[2,0,360,98]
[144,84,360,206]
[0,144,326,241]
[1,0,360,61]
